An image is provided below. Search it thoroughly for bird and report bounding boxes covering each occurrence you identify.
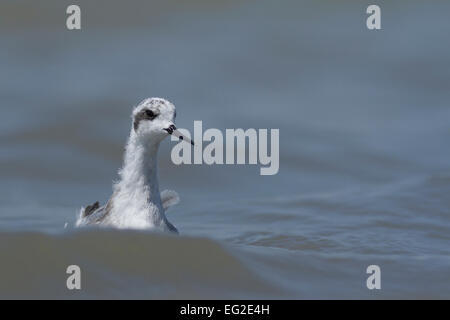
[76,97,193,233]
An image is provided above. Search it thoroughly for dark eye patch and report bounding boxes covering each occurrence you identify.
[145,109,156,119]
[134,109,158,131]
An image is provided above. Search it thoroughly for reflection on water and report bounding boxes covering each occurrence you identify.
[1,0,450,298]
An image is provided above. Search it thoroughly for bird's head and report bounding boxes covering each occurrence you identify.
[132,97,193,145]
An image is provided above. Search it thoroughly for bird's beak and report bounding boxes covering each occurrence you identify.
[163,124,194,146]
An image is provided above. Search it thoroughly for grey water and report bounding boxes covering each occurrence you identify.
[1,0,450,299]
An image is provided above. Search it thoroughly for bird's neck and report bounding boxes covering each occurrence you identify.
[117,133,161,204]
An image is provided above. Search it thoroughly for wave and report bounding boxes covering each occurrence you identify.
[0,229,279,299]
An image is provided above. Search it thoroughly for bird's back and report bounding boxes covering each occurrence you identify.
[77,189,180,229]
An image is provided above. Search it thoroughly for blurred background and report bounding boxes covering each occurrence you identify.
[0,0,450,299]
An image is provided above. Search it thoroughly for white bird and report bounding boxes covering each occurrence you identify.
[76,97,193,233]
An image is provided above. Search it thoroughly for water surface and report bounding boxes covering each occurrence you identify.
[1,0,449,299]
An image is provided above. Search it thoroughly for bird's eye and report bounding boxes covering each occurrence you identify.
[145,110,156,119]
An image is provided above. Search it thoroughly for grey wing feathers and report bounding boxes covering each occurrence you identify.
[78,204,107,226]
[161,190,180,210]
[79,198,113,226]
[82,201,100,217]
